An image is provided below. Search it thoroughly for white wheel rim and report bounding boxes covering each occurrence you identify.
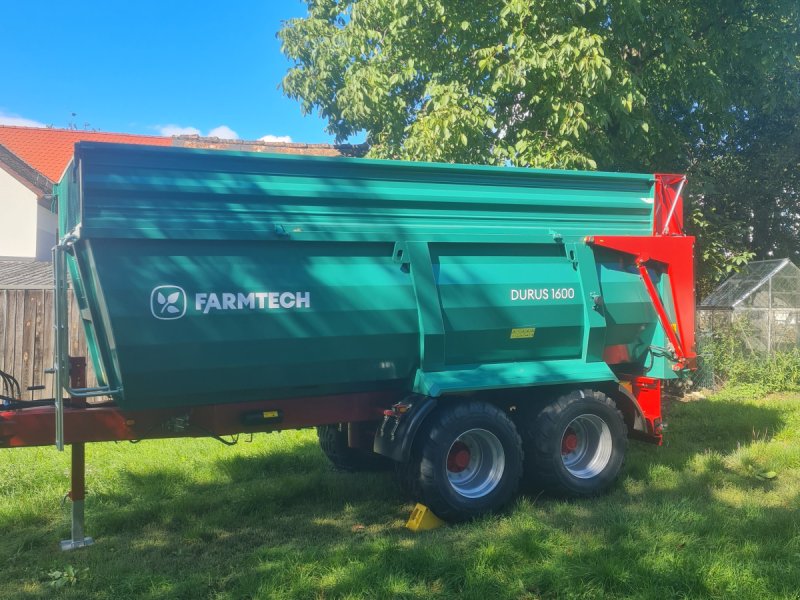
[560,414,613,479]
[446,428,506,498]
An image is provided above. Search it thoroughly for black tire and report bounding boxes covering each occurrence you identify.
[317,424,388,472]
[522,389,627,497]
[399,401,523,522]
[394,459,421,500]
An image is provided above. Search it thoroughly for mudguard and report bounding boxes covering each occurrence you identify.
[373,395,437,462]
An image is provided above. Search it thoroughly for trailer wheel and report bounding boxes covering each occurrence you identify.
[394,459,421,501]
[401,401,523,522]
[523,390,627,496]
[317,424,388,472]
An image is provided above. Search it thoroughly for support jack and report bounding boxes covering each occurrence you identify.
[60,442,94,551]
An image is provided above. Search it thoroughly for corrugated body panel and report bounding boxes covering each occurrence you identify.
[69,142,655,242]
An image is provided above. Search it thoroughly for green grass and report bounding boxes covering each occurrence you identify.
[2,388,800,599]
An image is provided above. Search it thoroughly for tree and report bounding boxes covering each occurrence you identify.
[279,0,799,289]
[690,102,799,296]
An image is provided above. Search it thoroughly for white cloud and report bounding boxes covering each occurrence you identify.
[208,125,239,140]
[0,110,45,127]
[259,134,293,143]
[157,124,202,137]
[156,124,240,139]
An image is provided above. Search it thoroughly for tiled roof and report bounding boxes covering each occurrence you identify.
[0,143,54,192]
[0,126,171,182]
[0,126,367,185]
[0,259,53,289]
[173,135,367,157]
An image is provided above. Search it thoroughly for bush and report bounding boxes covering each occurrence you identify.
[701,327,800,392]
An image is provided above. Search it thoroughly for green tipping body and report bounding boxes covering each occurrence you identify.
[57,143,674,409]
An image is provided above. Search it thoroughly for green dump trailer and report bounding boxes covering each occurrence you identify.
[0,142,695,548]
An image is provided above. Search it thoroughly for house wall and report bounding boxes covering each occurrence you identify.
[35,204,58,260]
[0,167,37,258]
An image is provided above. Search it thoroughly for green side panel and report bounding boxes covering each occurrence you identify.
[84,239,420,407]
[598,251,658,361]
[598,251,678,378]
[413,360,616,397]
[55,143,669,409]
[431,244,584,365]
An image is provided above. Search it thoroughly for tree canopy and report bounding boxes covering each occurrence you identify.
[279,0,799,290]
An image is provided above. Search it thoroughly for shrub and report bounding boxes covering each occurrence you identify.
[701,325,800,392]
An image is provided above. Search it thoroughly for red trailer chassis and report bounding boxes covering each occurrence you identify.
[0,360,393,448]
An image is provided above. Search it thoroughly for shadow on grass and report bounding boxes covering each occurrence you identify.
[625,396,786,475]
[503,396,798,598]
[3,395,798,599]
[89,436,403,538]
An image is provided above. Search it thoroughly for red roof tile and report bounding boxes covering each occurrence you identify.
[0,126,171,182]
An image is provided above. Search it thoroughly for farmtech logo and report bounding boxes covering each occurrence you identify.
[150,286,311,320]
[150,285,187,320]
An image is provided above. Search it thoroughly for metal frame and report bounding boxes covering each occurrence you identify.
[60,442,93,551]
[635,260,690,367]
[730,259,789,309]
[52,233,121,451]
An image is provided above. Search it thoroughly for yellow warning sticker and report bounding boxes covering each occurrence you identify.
[262,410,279,419]
[510,327,536,339]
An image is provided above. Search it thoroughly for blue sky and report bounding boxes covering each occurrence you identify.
[0,0,340,144]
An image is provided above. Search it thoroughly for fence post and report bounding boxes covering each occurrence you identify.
[767,277,773,356]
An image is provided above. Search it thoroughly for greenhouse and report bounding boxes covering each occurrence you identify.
[698,258,800,354]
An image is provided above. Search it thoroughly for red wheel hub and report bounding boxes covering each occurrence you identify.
[562,429,579,455]
[447,441,471,473]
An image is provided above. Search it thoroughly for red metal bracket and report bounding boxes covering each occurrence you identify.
[636,260,689,367]
[588,235,697,370]
[626,376,664,443]
[654,174,687,236]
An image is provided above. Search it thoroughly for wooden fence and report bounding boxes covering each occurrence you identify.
[0,289,97,400]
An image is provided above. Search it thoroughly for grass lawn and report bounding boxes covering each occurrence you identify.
[1,387,799,599]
